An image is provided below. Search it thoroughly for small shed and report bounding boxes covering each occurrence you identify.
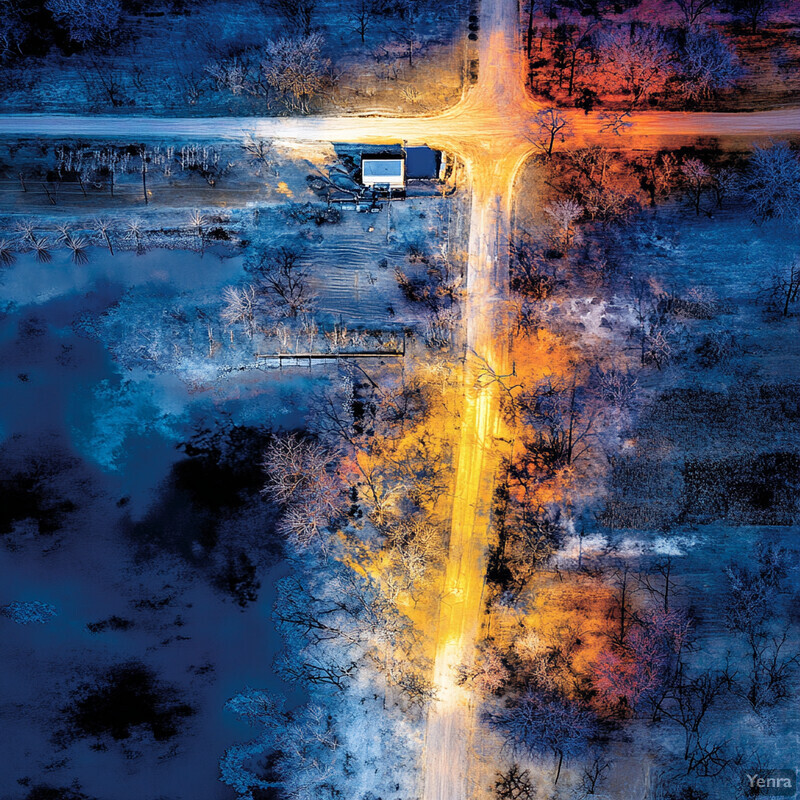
[405,146,440,180]
[361,155,405,189]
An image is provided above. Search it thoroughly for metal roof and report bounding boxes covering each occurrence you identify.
[362,158,404,177]
[405,146,439,178]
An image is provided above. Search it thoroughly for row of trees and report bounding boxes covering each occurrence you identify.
[12,136,290,206]
[527,13,743,108]
[8,141,234,206]
[0,210,221,269]
[221,356,457,796]
[0,0,122,61]
[531,129,800,226]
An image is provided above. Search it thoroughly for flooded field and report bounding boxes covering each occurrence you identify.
[0,246,302,799]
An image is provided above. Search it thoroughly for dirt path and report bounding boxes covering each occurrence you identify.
[420,188,516,800]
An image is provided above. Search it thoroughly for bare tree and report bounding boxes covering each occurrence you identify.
[530,107,572,157]
[677,26,740,102]
[761,259,800,317]
[189,209,207,251]
[0,238,15,266]
[458,642,510,695]
[221,285,259,338]
[263,434,339,503]
[66,235,90,265]
[579,756,612,797]
[566,145,616,191]
[494,764,535,800]
[260,0,317,36]
[609,564,635,646]
[662,669,730,774]
[93,218,114,254]
[594,608,690,714]
[261,34,330,114]
[745,139,800,222]
[263,435,343,549]
[723,545,788,635]
[14,218,36,244]
[510,239,554,299]
[509,373,596,477]
[680,157,712,215]
[124,217,146,254]
[205,56,254,98]
[137,144,150,205]
[30,237,53,263]
[247,245,315,317]
[389,664,437,709]
[727,0,777,33]
[386,515,446,594]
[349,0,375,43]
[278,503,338,549]
[597,110,633,136]
[544,198,583,252]
[488,689,597,784]
[55,222,73,246]
[635,152,679,206]
[711,165,739,207]
[595,365,638,408]
[45,0,121,45]
[241,135,277,176]
[221,692,341,798]
[491,497,563,590]
[596,25,675,106]
[274,644,357,689]
[738,629,799,713]
[671,0,716,25]
[638,556,680,613]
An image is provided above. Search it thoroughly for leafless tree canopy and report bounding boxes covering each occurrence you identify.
[677,26,740,102]
[221,285,259,338]
[262,34,329,114]
[263,435,344,549]
[596,25,674,106]
[45,0,121,45]
[531,107,572,157]
[745,140,800,221]
[246,245,316,318]
[260,0,317,37]
[671,0,716,25]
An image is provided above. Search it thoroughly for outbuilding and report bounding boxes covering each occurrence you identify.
[361,155,406,190]
[405,146,440,180]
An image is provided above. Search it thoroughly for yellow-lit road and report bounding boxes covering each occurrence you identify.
[2,3,799,798]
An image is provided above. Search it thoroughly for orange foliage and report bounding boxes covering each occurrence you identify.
[510,326,577,387]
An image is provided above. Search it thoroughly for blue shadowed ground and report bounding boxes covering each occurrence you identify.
[0,248,303,800]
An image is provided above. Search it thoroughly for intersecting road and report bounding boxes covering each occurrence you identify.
[2,4,798,798]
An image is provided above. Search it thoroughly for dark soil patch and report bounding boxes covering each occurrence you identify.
[63,661,195,743]
[0,436,84,538]
[128,421,278,560]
